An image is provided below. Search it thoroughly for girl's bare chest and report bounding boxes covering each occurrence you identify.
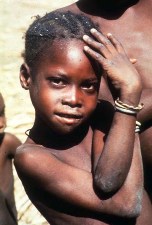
[52,145,92,172]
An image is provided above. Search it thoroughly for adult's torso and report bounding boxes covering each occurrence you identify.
[60,0,152,90]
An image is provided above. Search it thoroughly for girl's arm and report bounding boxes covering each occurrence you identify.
[14,138,143,218]
[83,29,143,193]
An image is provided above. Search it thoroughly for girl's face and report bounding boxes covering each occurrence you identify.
[27,40,100,134]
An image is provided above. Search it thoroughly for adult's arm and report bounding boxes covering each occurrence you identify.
[137,88,152,124]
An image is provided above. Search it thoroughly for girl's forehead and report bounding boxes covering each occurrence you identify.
[52,38,84,49]
[45,39,86,62]
[34,38,100,79]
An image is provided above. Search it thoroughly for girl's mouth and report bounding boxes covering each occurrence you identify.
[55,113,83,125]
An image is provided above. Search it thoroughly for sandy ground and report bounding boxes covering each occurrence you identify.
[0,1,75,224]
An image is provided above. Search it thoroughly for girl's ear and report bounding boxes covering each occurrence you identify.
[20,63,31,90]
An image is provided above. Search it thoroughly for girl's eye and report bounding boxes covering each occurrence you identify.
[82,82,98,93]
[48,78,66,88]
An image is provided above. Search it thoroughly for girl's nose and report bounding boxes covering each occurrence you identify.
[62,86,82,108]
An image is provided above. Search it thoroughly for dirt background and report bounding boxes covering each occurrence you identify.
[0,1,75,224]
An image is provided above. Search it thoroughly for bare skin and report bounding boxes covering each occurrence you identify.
[0,94,21,225]
[14,33,152,224]
[56,0,152,200]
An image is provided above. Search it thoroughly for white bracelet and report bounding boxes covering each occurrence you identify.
[115,98,144,112]
[115,104,141,132]
[115,105,137,115]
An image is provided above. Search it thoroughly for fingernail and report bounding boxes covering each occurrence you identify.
[90,28,97,33]
[83,35,89,41]
[107,33,112,37]
[84,46,89,51]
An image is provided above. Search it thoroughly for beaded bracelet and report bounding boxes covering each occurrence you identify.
[115,98,144,115]
[135,121,141,133]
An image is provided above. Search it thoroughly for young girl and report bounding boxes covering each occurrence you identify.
[15,11,151,225]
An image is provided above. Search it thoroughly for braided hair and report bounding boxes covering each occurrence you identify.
[24,11,98,68]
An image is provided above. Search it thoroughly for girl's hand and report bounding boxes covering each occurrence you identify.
[83,29,142,105]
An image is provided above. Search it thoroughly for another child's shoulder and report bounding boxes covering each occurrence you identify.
[4,132,21,146]
[0,132,21,157]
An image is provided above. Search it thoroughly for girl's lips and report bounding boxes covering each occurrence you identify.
[56,113,82,119]
[55,113,82,125]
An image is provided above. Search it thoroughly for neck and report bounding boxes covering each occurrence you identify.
[27,116,90,149]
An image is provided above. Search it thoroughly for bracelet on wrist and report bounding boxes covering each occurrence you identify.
[114,98,144,115]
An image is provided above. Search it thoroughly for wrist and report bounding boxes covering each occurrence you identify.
[120,90,142,106]
[120,81,142,105]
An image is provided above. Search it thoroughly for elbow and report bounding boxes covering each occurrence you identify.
[125,202,142,218]
[93,173,122,195]
[93,175,113,195]
[121,190,143,218]
[123,203,142,218]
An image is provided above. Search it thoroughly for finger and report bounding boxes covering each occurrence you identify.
[83,35,111,58]
[83,45,105,64]
[129,58,137,64]
[107,33,126,54]
[90,28,116,54]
